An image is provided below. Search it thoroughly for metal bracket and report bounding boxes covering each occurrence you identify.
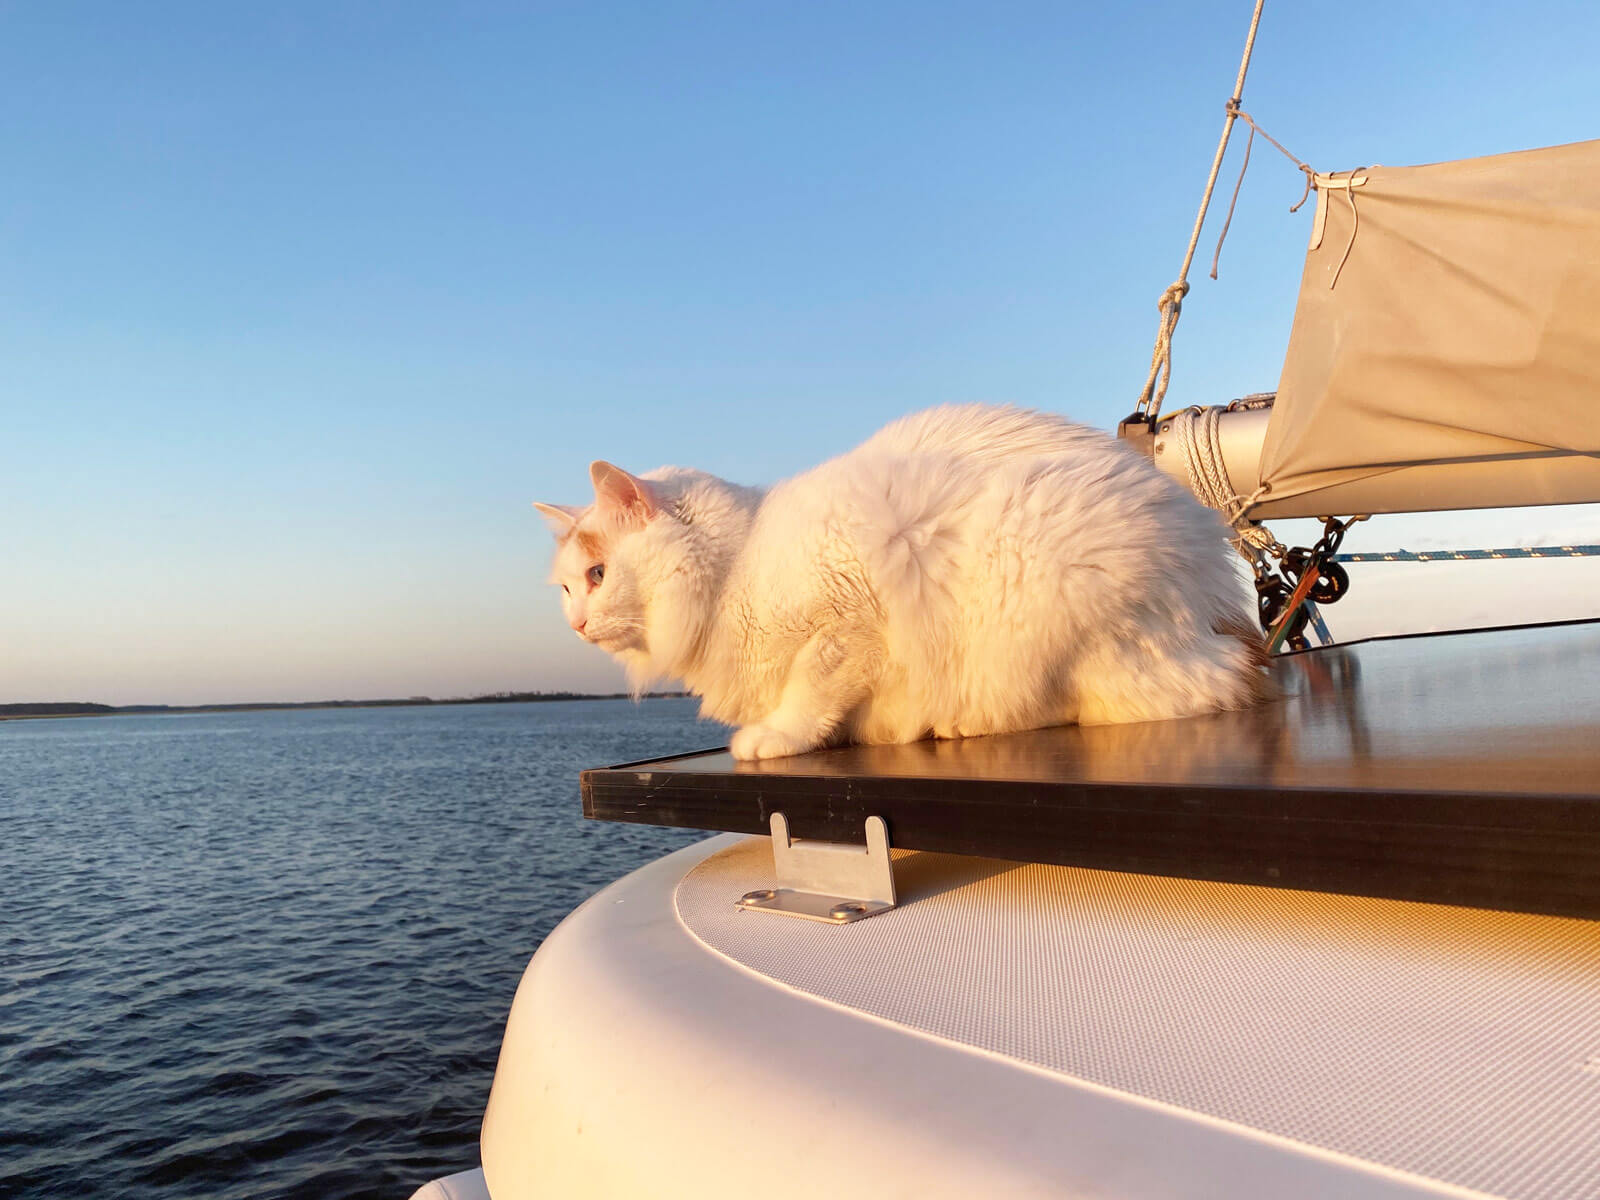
[737,813,896,924]
[1116,411,1156,457]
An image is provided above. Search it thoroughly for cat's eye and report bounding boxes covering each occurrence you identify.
[586,564,605,587]
[561,584,569,595]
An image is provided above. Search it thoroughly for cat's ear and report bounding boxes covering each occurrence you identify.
[589,461,657,519]
[533,502,583,537]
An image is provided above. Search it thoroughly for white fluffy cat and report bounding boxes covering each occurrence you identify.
[536,404,1265,761]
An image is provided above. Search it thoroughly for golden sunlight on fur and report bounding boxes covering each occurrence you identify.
[536,404,1266,760]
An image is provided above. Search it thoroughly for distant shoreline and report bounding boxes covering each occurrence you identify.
[0,692,690,721]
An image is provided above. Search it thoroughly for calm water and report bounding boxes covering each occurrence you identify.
[0,699,725,1199]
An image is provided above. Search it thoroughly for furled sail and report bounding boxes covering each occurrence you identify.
[1246,138,1600,520]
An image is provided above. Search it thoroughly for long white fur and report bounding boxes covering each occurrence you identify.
[538,404,1264,761]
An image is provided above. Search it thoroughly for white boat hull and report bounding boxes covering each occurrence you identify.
[478,835,1589,1198]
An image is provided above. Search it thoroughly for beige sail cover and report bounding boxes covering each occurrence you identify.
[1253,138,1600,518]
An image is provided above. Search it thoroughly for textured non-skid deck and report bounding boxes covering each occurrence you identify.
[676,836,1600,1200]
[584,621,1600,917]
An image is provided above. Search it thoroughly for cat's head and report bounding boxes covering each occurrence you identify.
[536,461,738,688]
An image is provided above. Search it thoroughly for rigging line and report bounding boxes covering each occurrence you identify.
[1331,545,1600,563]
[1135,0,1268,422]
[1229,104,1312,180]
[1209,104,1316,279]
[1208,122,1254,281]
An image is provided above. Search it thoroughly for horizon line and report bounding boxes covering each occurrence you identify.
[0,691,693,721]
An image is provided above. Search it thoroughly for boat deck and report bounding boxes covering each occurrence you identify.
[584,620,1600,918]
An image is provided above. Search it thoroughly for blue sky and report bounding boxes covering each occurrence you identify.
[4,1,1598,705]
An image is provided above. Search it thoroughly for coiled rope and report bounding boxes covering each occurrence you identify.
[1165,405,1279,556]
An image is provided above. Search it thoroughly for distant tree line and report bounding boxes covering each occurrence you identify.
[0,691,691,719]
[0,702,116,717]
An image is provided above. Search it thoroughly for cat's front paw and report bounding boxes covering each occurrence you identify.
[730,723,811,761]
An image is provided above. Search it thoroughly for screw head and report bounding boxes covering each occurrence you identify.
[741,889,776,904]
[830,902,869,920]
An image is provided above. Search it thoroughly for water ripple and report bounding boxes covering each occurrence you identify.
[1,698,721,1198]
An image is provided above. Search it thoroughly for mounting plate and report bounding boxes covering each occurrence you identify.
[736,813,896,924]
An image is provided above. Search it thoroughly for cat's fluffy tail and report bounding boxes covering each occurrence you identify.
[1213,612,1275,704]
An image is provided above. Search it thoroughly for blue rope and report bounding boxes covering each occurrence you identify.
[1330,545,1600,564]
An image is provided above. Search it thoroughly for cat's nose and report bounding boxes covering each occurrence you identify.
[570,617,587,634]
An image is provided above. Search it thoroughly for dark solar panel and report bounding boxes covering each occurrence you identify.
[582,620,1600,918]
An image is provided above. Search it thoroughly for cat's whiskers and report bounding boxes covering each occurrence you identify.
[585,613,649,651]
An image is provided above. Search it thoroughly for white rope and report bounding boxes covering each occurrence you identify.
[1209,104,1316,280]
[1172,406,1231,510]
[1135,0,1267,422]
[1167,406,1278,556]
[1135,281,1190,423]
